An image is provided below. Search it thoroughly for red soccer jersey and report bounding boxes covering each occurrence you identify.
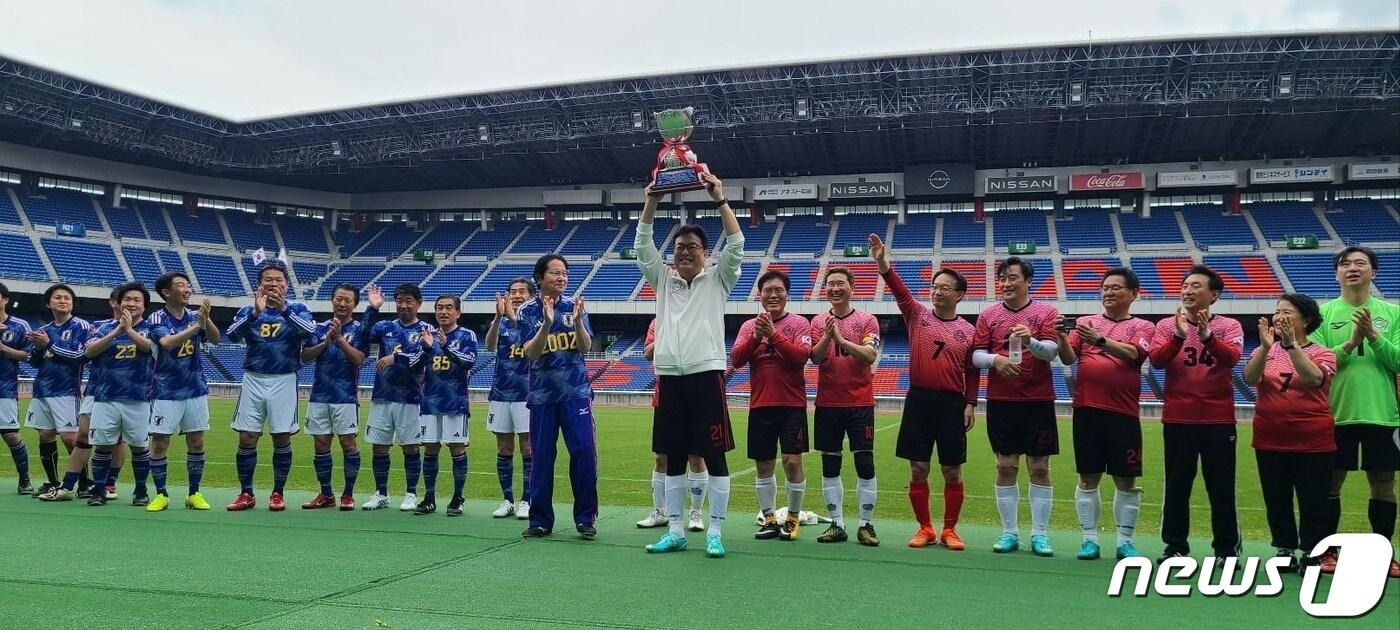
[885,268,978,403]
[972,300,1060,402]
[1252,343,1336,453]
[731,312,812,408]
[811,308,880,407]
[1148,314,1245,424]
[1069,313,1154,417]
[646,319,659,408]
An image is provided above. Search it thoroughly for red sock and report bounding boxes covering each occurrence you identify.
[944,482,965,530]
[909,481,931,528]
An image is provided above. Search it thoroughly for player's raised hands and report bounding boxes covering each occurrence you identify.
[1194,307,1212,337]
[366,284,385,310]
[1353,307,1377,343]
[1276,314,1297,347]
[1010,324,1032,344]
[253,291,268,316]
[867,234,887,270]
[326,317,342,341]
[574,297,586,323]
[702,173,725,203]
[755,311,774,339]
[198,299,212,327]
[541,295,556,326]
[495,293,507,318]
[1256,316,1275,350]
[26,329,49,350]
[1174,307,1189,338]
[118,309,133,331]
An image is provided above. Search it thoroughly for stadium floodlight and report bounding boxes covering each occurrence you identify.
[795,98,809,119]
[478,125,491,142]
[1278,73,1293,97]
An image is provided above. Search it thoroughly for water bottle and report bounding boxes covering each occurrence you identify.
[1008,333,1023,365]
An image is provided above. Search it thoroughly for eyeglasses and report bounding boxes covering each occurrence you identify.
[1101,285,1128,292]
[931,285,960,294]
[674,243,704,254]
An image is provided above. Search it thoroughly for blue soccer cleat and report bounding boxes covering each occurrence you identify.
[1077,540,1101,560]
[705,534,726,558]
[1115,542,1140,560]
[1030,534,1055,557]
[992,533,1020,553]
[646,532,688,554]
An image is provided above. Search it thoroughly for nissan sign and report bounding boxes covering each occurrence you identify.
[985,175,1057,194]
[1157,170,1238,188]
[829,181,895,199]
[903,163,974,196]
[751,183,819,201]
[1069,172,1145,192]
[1348,163,1399,181]
[1249,166,1335,184]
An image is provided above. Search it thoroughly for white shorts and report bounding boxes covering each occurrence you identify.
[367,401,420,446]
[307,403,359,436]
[0,399,17,430]
[419,414,469,445]
[150,397,210,435]
[232,372,300,435]
[90,401,151,447]
[80,396,95,417]
[26,396,78,432]
[487,400,530,434]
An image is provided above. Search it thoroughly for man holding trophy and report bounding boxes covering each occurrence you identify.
[637,107,746,558]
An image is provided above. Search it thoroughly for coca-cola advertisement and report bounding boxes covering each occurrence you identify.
[1069,171,1144,191]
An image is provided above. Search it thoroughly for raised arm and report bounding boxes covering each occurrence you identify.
[634,185,667,287]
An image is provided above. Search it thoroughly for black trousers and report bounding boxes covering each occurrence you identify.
[1255,449,1333,553]
[1161,423,1241,557]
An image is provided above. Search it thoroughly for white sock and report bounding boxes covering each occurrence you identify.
[664,474,686,537]
[856,477,877,526]
[688,470,708,514]
[1114,488,1141,546]
[755,475,777,516]
[995,484,1020,535]
[707,475,730,537]
[650,470,665,512]
[1076,486,1101,542]
[822,476,845,528]
[787,479,806,514]
[1029,483,1054,537]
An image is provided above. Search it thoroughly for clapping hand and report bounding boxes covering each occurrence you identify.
[366,284,385,310]
[1256,316,1275,350]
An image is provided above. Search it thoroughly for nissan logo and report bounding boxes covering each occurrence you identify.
[927,170,952,190]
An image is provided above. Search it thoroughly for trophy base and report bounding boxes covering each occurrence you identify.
[650,166,707,196]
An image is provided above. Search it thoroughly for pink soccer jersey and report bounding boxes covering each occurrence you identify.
[731,312,812,408]
[1148,314,1245,424]
[885,268,978,402]
[972,300,1061,402]
[1068,313,1155,417]
[1252,343,1336,453]
[811,308,880,407]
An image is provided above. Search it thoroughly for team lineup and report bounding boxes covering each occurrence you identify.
[0,174,1396,573]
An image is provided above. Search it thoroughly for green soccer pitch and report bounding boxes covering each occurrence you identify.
[1,398,1395,629]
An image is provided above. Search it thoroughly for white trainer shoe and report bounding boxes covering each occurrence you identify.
[688,509,705,532]
[492,499,515,518]
[361,493,389,510]
[636,509,668,528]
[516,500,530,520]
[399,493,418,512]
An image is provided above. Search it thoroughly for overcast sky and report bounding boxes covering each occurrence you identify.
[0,0,1395,121]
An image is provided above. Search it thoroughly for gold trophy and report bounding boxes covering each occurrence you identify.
[649,107,710,195]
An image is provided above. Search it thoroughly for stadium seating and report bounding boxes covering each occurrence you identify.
[1129,256,1195,300]
[740,219,778,254]
[421,263,488,299]
[158,250,186,275]
[832,214,891,252]
[461,222,526,257]
[816,262,880,300]
[0,187,22,225]
[315,263,386,300]
[18,189,102,231]
[559,219,621,257]
[357,224,422,259]
[761,261,820,301]
[373,264,435,293]
[1118,210,1185,247]
[467,264,535,300]
[728,262,761,301]
[169,208,229,246]
[1276,254,1336,296]
[582,264,641,300]
[136,203,174,242]
[1179,204,1257,248]
[1022,258,1058,299]
[277,215,332,254]
[335,224,386,257]
[772,215,830,256]
[410,221,476,258]
[992,209,1050,248]
[940,260,988,300]
[889,213,936,250]
[104,204,149,240]
[1055,209,1116,251]
[293,262,329,287]
[888,261,933,301]
[122,246,163,284]
[42,238,127,286]
[1061,258,1121,298]
[186,251,246,295]
[1326,199,1399,245]
[223,211,279,254]
[0,232,49,281]
[510,222,571,255]
[1248,201,1326,243]
[1375,252,1400,296]
[940,212,986,249]
[1201,255,1284,297]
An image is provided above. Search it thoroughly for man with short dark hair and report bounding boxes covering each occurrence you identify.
[362,283,431,512]
[416,295,477,516]
[0,282,34,494]
[300,282,371,511]
[485,277,535,520]
[84,282,156,507]
[25,284,91,496]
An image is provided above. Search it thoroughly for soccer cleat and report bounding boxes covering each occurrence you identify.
[226,492,256,511]
[1388,559,1400,579]
[77,479,92,496]
[992,533,1020,553]
[105,485,117,500]
[577,523,597,540]
[687,509,704,532]
[521,526,552,538]
[516,501,530,520]
[87,492,106,507]
[816,524,848,544]
[636,509,669,528]
[413,501,437,515]
[39,487,74,502]
[1158,551,1187,565]
[646,532,688,554]
[778,515,801,541]
[268,493,286,512]
[399,493,418,512]
[446,497,464,517]
[755,515,781,540]
[17,480,33,495]
[34,482,56,497]
[130,492,149,507]
[491,500,515,518]
[1317,549,1337,574]
[1030,535,1054,557]
[940,528,966,551]
[185,493,211,511]
[706,534,726,558]
[908,527,937,548]
[1274,548,1299,573]
[339,495,355,511]
[145,493,170,513]
[857,524,880,547]
[302,494,336,509]
[1077,540,1101,560]
[1115,541,1139,560]
[361,493,389,510]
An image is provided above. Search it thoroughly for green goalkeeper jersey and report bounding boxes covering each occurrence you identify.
[1309,296,1400,427]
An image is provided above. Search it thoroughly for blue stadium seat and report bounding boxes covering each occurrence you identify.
[374,264,435,292]
[887,260,932,301]
[510,222,571,255]
[940,212,986,249]
[223,211,280,254]
[0,232,49,281]
[414,222,477,256]
[1375,252,1400,297]
[1118,210,1185,247]
[461,222,527,257]
[1178,204,1257,248]
[357,224,421,259]
[889,213,935,250]
[560,219,622,257]
[421,263,488,299]
[122,246,163,284]
[773,216,830,256]
[315,264,386,299]
[19,189,102,231]
[1248,201,1325,243]
[467,264,536,300]
[739,219,777,254]
[1326,200,1399,245]
[627,218,679,255]
[728,262,761,301]
[277,215,331,254]
[833,214,891,252]
[186,252,246,295]
[42,238,128,286]
[293,262,329,286]
[157,250,186,275]
[1201,255,1284,297]
[170,209,228,246]
[1277,254,1338,296]
[104,204,148,240]
[1060,258,1121,298]
[0,187,22,226]
[136,203,173,242]
[992,209,1050,248]
[335,224,386,257]
[582,264,641,300]
[1055,209,1116,251]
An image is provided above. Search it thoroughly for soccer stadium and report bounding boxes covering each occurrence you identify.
[0,19,1398,628]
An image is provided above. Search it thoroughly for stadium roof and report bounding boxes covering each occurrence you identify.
[1,30,1397,194]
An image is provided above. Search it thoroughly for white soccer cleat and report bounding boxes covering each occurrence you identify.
[491,500,515,518]
[399,493,418,512]
[516,500,530,520]
[688,510,705,532]
[636,509,668,528]
[361,493,389,510]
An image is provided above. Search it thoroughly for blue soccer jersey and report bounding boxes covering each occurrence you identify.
[148,307,209,400]
[226,302,316,375]
[368,318,431,404]
[90,319,155,403]
[308,317,371,405]
[82,319,113,402]
[0,315,34,400]
[518,296,593,406]
[490,319,531,403]
[30,317,91,398]
[421,327,478,416]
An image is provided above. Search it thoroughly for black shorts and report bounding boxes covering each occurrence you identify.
[653,371,734,456]
[1072,406,1143,477]
[747,406,809,461]
[986,400,1059,457]
[814,406,875,453]
[1334,423,1400,472]
[895,388,968,466]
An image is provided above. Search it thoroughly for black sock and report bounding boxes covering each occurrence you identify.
[38,441,58,484]
[1327,495,1342,536]
[1369,499,1397,541]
